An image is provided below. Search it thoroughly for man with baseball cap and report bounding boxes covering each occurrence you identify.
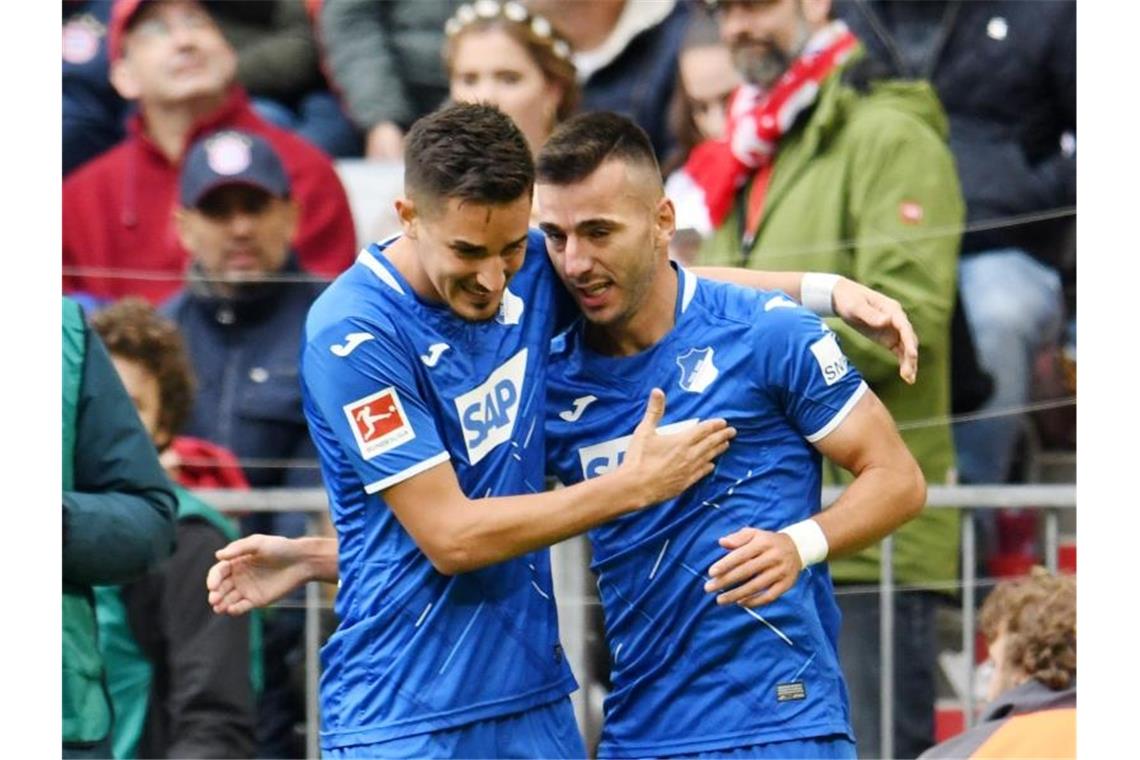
[63,0,356,304]
[161,127,326,757]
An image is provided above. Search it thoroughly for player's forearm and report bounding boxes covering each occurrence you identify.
[436,471,647,574]
[814,460,925,559]
[691,268,804,300]
[298,536,339,583]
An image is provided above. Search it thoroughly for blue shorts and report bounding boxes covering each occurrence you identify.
[322,697,585,758]
[651,735,857,759]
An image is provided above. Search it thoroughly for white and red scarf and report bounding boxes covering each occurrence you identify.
[669,21,859,236]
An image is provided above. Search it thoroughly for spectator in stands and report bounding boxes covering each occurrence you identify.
[663,5,740,175]
[64,0,129,176]
[920,568,1076,759]
[89,298,259,760]
[320,0,462,161]
[63,0,355,304]
[530,0,690,163]
[839,0,1076,487]
[161,128,324,758]
[210,0,362,158]
[62,297,177,759]
[684,1,962,756]
[661,4,741,263]
[444,0,578,158]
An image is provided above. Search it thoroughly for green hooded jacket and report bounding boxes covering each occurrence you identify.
[62,298,178,748]
[698,57,963,588]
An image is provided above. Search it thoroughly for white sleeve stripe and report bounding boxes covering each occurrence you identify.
[363,451,451,494]
[804,380,869,443]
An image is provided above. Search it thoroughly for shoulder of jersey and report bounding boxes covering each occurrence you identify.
[306,251,404,348]
[704,276,808,321]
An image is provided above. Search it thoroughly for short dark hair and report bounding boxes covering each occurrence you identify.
[404,102,534,210]
[90,297,196,451]
[537,111,661,186]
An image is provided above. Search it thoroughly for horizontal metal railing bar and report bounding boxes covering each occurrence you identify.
[196,484,1077,514]
[193,483,1074,759]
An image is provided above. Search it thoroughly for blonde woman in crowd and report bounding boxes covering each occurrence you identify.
[445,0,579,159]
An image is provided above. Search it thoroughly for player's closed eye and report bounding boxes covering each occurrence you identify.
[541,230,566,248]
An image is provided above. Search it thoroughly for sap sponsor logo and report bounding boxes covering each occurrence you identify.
[420,342,450,367]
[343,387,415,459]
[577,419,699,480]
[810,331,849,386]
[455,349,528,464]
[558,395,598,422]
[676,346,719,393]
[330,332,375,357]
[496,286,525,326]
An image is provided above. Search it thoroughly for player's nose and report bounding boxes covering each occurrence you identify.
[561,236,593,279]
[473,258,507,294]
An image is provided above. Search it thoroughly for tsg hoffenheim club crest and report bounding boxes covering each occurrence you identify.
[676,347,719,393]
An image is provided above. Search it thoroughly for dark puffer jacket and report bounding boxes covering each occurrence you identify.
[838,0,1076,267]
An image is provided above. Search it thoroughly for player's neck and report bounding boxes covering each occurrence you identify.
[384,236,444,303]
[586,263,677,357]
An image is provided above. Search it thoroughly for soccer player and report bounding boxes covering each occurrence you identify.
[207,103,920,757]
[539,112,924,758]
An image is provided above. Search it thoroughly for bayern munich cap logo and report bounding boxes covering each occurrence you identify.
[205,133,253,176]
[180,129,291,207]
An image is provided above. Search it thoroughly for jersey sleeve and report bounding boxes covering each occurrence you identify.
[302,321,449,494]
[755,306,868,443]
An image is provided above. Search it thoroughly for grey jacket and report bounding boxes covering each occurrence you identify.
[319,0,461,131]
[919,679,1076,758]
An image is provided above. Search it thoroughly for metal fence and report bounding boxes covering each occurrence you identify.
[198,484,1076,760]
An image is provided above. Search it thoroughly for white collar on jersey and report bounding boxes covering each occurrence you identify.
[357,242,406,296]
[679,265,698,314]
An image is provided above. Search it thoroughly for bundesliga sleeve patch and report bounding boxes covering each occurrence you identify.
[343,387,416,460]
[810,331,850,386]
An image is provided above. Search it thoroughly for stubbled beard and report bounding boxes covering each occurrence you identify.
[732,43,795,89]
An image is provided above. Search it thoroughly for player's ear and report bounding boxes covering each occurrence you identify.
[654,195,677,252]
[395,197,419,240]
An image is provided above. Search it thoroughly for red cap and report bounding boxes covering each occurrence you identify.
[108,0,213,62]
[107,0,147,62]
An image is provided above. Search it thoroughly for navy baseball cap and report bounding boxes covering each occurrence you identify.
[180,130,291,208]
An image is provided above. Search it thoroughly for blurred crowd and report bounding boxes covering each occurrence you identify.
[61,1,1076,758]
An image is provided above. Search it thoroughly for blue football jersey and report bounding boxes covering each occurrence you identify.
[545,265,867,757]
[301,231,578,748]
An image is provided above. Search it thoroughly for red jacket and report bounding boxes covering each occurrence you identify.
[63,87,356,303]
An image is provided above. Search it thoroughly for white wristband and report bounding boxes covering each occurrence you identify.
[779,519,829,569]
[801,273,840,317]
